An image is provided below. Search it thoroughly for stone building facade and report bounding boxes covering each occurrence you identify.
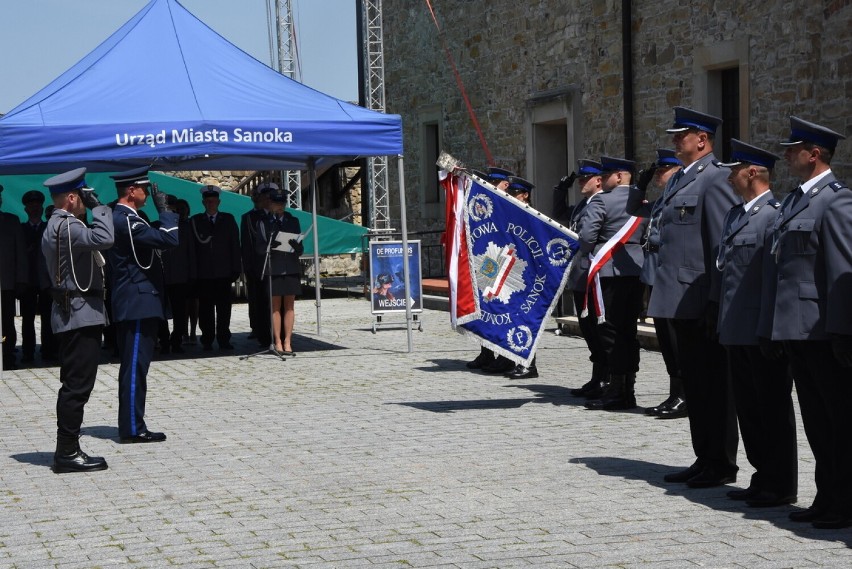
[381,0,850,227]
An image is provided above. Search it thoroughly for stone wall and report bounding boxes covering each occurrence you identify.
[382,0,851,229]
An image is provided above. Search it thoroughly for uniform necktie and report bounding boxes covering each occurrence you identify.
[209,215,215,225]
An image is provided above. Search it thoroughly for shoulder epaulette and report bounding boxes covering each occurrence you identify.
[828,181,849,192]
[711,159,722,167]
[767,199,781,208]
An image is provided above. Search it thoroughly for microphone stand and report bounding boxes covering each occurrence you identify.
[240,225,285,361]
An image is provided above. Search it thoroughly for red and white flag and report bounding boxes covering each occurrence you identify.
[440,171,476,326]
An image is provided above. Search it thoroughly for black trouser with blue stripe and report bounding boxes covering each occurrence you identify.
[116,318,158,438]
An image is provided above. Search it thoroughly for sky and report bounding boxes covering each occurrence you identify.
[0,0,359,114]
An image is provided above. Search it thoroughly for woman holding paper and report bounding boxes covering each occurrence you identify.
[258,188,303,356]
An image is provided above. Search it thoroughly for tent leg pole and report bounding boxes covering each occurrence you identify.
[397,155,413,353]
[310,160,322,335]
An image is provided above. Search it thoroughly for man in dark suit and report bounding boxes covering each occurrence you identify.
[0,184,28,371]
[190,186,241,351]
[580,156,648,410]
[241,182,274,347]
[715,139,797,508]
[762,117,852,529]
[647,107,740,488]
[19,189,57,364]
[108,167,178,444]
[42,168,114,472]
[157,196,195,355]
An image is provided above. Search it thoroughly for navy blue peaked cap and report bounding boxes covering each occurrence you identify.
[600,155,637,174]
[486,166,515,183]
[44,167,88,194]
[654,148,681,167]
[780,116,845,151]
[719,139,781,169]
[110,166,150,186]
[507,176,534,193]
[577,159,603,176]
[666,106,722,134]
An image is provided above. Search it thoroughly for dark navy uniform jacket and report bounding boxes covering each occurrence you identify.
[716,191,779,346]
[241,207,268,280]
[256,211,302,277]
[0,212,27,291]
[190,212,241,281]
[108,204,179,322]
[759,172,852,341]
[646,153,737,319]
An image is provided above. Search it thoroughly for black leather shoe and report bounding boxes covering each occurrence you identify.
[120,431,167,444]
[466,352,494,370]
[506,365,538,380]
[482,356,516,374]
[656,397,688,419]
[570,379,597,397]
[727,487,759,501]
[663,463,703,483]
[745,491,797,508]
[645,395,676,416]
[686,469,736,488]
[53,449,108,473]
[789,506,825,523]
[811,513,852,529]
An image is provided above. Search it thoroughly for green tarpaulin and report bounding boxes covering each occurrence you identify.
[0,172,367,256]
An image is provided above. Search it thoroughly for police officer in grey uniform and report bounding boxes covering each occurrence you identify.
[627,149,686,418]
[762,117,852,529]
[716,139,797,507]
[41,168,114,473]
[580,156,648,410]
[648,107,740,488]
[568,160,609,397]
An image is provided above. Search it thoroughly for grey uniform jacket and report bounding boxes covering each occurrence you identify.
[716,192,779,346]
[41,206,114,334]
[626,185,659,287]
[566,195,596,292]
[759,173,852,341]
[646,154,737,319]
[578,185,648,278]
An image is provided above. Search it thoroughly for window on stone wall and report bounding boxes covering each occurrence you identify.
[422,121,441,205]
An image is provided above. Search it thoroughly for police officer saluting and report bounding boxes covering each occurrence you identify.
[716,140,797,507]
[41,168,114,473]
[763,117,852,529]
[109,166,178,444]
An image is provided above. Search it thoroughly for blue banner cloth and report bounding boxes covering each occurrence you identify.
[459,177,579,366]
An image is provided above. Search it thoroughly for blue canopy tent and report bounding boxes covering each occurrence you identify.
[0,0,417,355]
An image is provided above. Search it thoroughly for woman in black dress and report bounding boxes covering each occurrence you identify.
[257,189,303,356]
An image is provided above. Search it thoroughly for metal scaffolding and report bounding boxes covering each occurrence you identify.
[275,0,303,210]
[362,0,392,231]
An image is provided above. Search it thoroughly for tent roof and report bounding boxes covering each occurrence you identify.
[0,0,402,174]
[0,172,367,256]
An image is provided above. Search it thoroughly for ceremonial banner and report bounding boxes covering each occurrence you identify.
[459,175,580,366]
[440,170,476,326]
